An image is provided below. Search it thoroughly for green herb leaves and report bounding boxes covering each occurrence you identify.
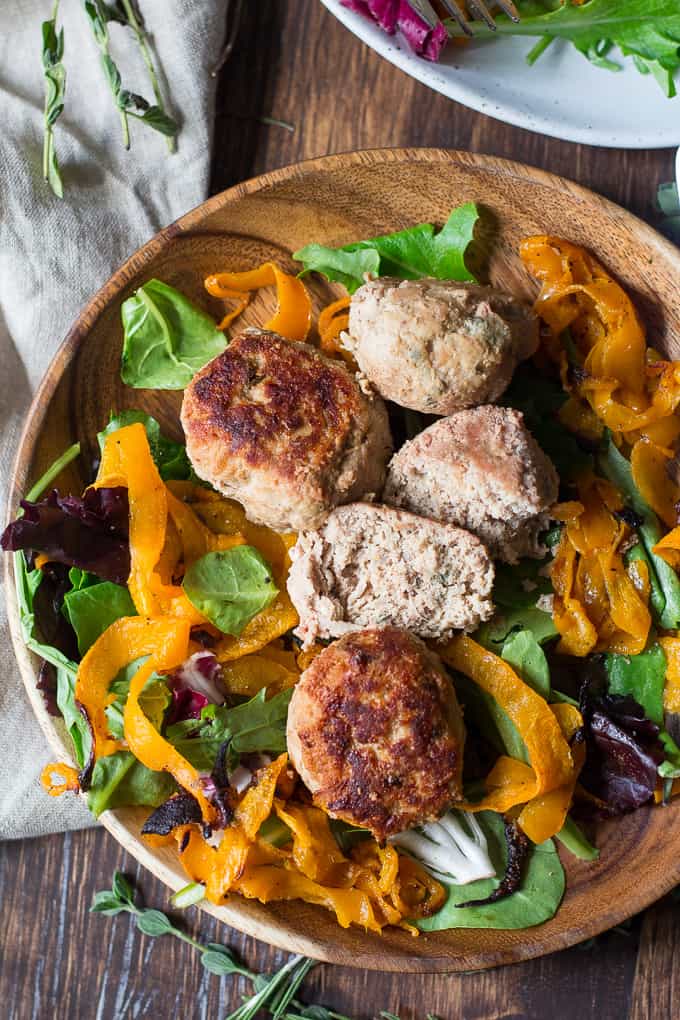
[294,202,479,293]
[120,280,227,389]
[41,2,66,197]
[183,547,279,636]
[83,0,177,150]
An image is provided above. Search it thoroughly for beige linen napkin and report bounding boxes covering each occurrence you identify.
[0,0,225,838]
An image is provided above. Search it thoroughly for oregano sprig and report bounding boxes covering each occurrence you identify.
[82,0,177,150]
[41,0,66,198]
[90,871,441,1020]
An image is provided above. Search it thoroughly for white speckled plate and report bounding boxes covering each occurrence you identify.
[322,0,679,149]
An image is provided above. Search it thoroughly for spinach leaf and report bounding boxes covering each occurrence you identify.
[13,553,79,678]
[599,436,680,630]
[417,811,564,931]
[454,673,528,764]
[475,605,558,653]
[120,279,226,390]
[605,643,666,726]
[105,663,170,741]
[501,629,551,699]
[293,203,479,294]
[98,410,194,481]
[493,558,552,611]
[167,687,293,770]
[87,751,175,818]
[182,546,278,636]
[62,580,136,655]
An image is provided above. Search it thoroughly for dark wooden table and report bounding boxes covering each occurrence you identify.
[2,3,678,1018]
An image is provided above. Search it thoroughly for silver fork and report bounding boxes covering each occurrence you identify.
[409,0,520,36]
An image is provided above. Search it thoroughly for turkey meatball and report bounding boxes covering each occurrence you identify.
[287,502,494,648]
[181,329,392,531]
[286,627,465,841]
[384,406,559,563]
[343,277,539,414]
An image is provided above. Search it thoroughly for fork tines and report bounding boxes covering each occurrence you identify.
[439,0,520,35]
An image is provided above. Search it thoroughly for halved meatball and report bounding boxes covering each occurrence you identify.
[286,627,465,840]
[287,502,494,648]
[384,406,559,564]
[181,329,392,531]
[344,277,539,414]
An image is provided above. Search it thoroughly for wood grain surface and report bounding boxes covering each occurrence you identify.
[1,1,678,1017]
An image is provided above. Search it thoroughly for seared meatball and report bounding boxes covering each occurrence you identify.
[286,627,465,840]
[344,277,538,414]
[287,502,494,648]
[181,329,392,531]
[384,406,559,564]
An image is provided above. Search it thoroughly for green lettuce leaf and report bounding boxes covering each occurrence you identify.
[293,202,479,294]
[417,811,564,931]
[62,579,136,655]
[605,642,667,726]
[183,546,278,636]
[87,751,175,818]
[120,279,227,390]
[448,0,680,97]
[98,410,194,481]
[501,629,551,699]
[167,687,293,770]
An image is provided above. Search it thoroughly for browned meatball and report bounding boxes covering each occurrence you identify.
[181,329,392,532]
[286,628,465,841]
[344,278,539,414]
[384,406,559,563]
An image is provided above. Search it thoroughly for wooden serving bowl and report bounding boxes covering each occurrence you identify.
[6,150,680,973]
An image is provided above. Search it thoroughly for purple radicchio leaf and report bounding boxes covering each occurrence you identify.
[578,668,665,816]
[456,819,530,908]
[165,651,225,726]
[33,561,79,661]
[1,487,130,585]
[341,0,448,61]
[37,661,60,717]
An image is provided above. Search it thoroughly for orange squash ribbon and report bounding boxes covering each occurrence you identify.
[519,236,680,440]
[40,762,81,797]
[161,754,441,933]
[204,262,311,341]
[439,635,581,841]
[75,615,216,823]
[317,296,356,367]
[550,475,651,657]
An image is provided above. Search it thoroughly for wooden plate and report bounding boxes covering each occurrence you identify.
[6,149,680,973]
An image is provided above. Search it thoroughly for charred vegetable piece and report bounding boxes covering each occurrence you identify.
[456,820,530,908]
[141,792,203,837]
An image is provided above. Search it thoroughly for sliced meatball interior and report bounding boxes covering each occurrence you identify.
[287,502,495,648]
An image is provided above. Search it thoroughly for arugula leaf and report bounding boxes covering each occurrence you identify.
[87,751,175,818]
[105,662,170,740]
[62,580,136,655]
[449,1,680,97]
[56,664,90,769]
[98,410,194,481]
[120,279,226,390]
[167,688,293,770]
[599,436,680,630]
[556,815,600,861]
[417,811,564,931]
[501,629,551,699]
[293,203,479,294]
[183,547,278,637]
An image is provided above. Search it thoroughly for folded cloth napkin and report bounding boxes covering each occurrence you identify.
[0,0,225,839]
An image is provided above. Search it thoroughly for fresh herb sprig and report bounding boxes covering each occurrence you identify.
[91,872,439,1020]
[83,0,177,150]
[41,0,67,198]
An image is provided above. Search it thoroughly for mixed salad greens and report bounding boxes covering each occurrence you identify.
[343,0,680,97]
[5,200,680,938]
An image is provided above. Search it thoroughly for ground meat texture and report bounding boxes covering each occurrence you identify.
[343,277,539,414]
[287,502,494,648]
[181,329,392,531]
[286,627,465,840]
[384,406,559,564]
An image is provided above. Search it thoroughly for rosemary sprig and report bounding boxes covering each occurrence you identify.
[91,871,439,1020]
[82,0,178,150]
[41,0,66,197]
